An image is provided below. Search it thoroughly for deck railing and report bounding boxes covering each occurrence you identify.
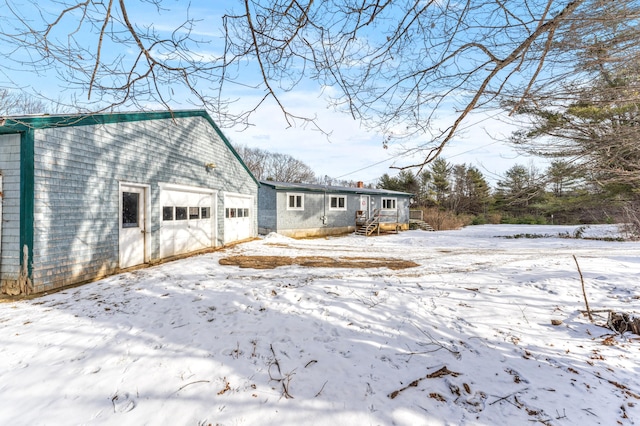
[409,209,423,221]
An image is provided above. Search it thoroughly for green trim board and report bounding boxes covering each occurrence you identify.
[0,109,259,186]
[19,130,34,283]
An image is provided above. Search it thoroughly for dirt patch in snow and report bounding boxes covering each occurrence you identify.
[219,255,419,270]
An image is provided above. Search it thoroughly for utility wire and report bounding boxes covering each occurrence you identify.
[335,111,511,180]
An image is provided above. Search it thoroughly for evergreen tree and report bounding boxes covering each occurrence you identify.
[429,158,452,207]
[495,164,545,218]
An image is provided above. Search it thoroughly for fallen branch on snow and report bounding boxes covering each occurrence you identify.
[388,366,460,399]
[489,388,529,406]
[607,312,640,336]
[269,344,294,399]
[174,380,210,395]
[398,323,461,360]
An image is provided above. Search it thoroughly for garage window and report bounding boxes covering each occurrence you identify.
[189,207,200,220]
[201,207,210,219]
[176,207,188,220]
[163,206,174,221]
[224,207,251,219]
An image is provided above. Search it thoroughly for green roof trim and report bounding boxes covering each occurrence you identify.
[0,109,259,186]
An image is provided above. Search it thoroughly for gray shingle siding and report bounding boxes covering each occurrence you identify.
[2,113,258,294]
[0,134,21,286]
[258,181,411,237]
[257,185,277,233]
[277,191,326,230]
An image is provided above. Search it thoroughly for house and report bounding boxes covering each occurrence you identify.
[258,180,412,238]
[0,110,258,295]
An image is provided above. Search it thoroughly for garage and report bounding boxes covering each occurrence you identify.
[160,184,217,258]
[224,193,254,244]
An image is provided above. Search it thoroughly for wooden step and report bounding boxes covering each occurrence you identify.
[410,219,435,231]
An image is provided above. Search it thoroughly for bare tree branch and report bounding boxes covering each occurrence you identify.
[3,0,634,171]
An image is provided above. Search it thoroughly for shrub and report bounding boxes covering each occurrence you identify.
[486,213,502,224]
[472,215,487,225]
[471,213,503,225]
[500,215,547,225]
[421,207,472,230]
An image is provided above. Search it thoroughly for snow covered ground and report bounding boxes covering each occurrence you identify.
[1,224,639,425]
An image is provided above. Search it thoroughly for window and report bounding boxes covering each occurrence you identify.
[382,198,397,209]
[175,207,188,220]
[287,193,304,210]
[163,206,174,221]
[225,207,249,219]
[122,192,139,228]
[329,196,347,210]
[189,207,200,220]
[201,207,210,219]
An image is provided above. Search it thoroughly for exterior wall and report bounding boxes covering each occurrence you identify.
[258,185,411,238]
[29,115,257,293]
[0,134,21,291]
[379,196,411,224]
[276,191,326,232]
[257,184,277,234]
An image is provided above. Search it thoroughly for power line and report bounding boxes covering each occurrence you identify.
[333,157,398,179]
[334,110,511,180]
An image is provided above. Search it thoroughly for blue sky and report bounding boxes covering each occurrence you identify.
[221,88,535,185]
[0,0,543,185]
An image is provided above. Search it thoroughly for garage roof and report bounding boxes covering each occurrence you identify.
[0,109,258,186]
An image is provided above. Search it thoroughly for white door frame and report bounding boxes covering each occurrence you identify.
[119,182,150,268]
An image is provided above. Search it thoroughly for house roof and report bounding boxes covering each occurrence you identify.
[0,109,259,186]
[259,180,413,197]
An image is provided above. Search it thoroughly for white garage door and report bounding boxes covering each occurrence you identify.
[160,184,216,258]
[224,193,254,244]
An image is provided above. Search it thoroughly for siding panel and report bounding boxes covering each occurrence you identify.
[0,134,21,287]
[29,115,257,292]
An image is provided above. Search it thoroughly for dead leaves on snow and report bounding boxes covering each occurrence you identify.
[219,255,418,270]
[389,366,492,415]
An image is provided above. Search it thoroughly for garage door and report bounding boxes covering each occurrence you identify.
[160,184,216,258]
[224,193,254,244]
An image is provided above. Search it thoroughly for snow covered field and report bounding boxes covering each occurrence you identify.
[1,224,639,425]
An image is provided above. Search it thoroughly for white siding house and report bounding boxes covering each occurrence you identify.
[0,110,258,295]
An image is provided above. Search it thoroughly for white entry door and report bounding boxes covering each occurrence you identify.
[359,195,370,219]
[119,184,147,268]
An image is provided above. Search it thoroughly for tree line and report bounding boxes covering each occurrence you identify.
[377,158,633,228]
[2,89,635,232]
[232,141,631,228]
